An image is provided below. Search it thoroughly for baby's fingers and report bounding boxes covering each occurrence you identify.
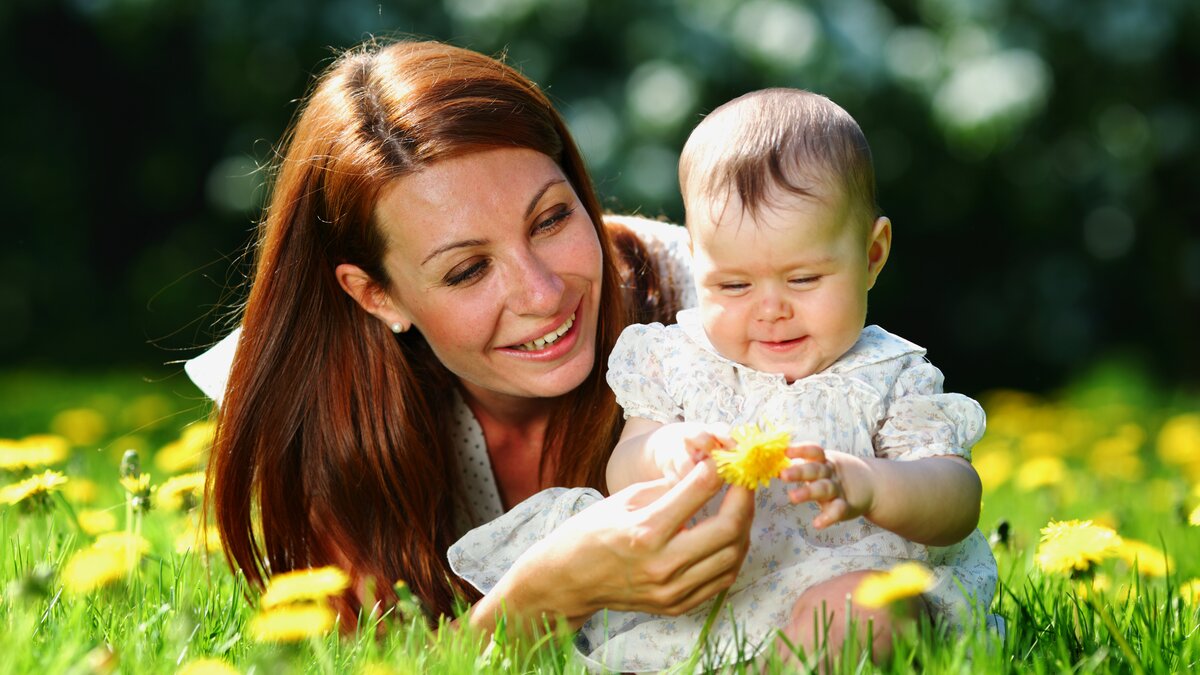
[785,443,825,461]
[787,477,841,504]
[781,459,833,483]
[812,498,850,529]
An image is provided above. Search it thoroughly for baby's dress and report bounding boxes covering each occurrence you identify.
[449,309,997,672]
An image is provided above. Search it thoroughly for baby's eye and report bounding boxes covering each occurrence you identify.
[788,276,820,286]
[718,282,749,293]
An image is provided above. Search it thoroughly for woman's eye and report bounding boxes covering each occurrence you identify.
[444,259,489,286]
[719,282,749,292]
[533,206,575,235]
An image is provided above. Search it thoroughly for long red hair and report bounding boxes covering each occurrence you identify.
[208,40,668,620]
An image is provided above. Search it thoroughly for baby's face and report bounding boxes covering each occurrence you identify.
[688,185,889,383]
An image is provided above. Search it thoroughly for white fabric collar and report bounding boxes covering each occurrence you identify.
[673,308,926,381]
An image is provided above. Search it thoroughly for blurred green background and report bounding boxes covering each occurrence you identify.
[1,0,1197,397]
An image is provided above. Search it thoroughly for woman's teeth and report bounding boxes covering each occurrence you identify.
[513,313,575,351]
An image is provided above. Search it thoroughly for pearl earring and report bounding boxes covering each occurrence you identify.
[390,322,404,334]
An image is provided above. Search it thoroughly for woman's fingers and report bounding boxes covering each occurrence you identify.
[636,461,727,538]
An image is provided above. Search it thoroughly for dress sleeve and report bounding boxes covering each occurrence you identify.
[873,359,985,462]
[606,323,685,424]
[603,215,697,312]
[448,487,603,595]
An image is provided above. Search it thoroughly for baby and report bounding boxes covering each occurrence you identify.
[451,89,997,671]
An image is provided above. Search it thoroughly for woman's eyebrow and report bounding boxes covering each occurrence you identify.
[525,178,566,218]
[421,178,567,266]
[422,238,486,266]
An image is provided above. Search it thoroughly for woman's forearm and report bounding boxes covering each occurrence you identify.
[844,455,982,546]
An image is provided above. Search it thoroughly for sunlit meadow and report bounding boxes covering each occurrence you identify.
[2,367,1198,674]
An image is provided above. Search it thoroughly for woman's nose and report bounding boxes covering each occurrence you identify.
[510,250,565,316]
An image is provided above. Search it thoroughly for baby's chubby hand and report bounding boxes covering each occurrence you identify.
[649,421,732,482]
[781,444,873,529]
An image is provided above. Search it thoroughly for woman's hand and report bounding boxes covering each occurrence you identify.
[473,461,754,632]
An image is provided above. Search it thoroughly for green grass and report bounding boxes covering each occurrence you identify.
[1,369,1198,674]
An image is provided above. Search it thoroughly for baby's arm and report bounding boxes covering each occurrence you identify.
[607,418,729,493]
[783,448,981,546]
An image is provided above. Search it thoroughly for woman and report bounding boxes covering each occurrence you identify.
[190,38,754,632]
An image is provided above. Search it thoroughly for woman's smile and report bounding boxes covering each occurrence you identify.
[506,310,577,352]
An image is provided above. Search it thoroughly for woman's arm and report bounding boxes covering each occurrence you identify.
[467,461,754,634]
[784,448,982,546]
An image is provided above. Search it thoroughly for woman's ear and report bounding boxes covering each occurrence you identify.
[335,263,412,332]
[865,216,892,290]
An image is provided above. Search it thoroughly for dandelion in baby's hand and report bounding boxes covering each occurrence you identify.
[261,565,352,608]
[853,562,935,608]
[1035,519,1122,575]
[1,469,68,507]
[250,604,338,642]
[712,422,791,490]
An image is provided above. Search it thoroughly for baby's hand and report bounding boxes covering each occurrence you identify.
[652,422,731,482]
[781,444,871,529]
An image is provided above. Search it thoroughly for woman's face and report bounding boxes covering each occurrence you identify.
[374,148,603,406]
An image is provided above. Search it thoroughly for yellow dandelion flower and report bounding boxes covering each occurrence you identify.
[175,522,223,554]
[1189,504,1200,526]
[0,436,69,471]
[157,472,206,511]
[119,473,152,495]
[1035,519,1122,574]
[78,509,118,536]
[1115,539,1173,577]
[1019,430,1069,458]
[50,408,108,446]
[249,604,337,642]
[972,442,1013,492]
[1087,434,1143,481]
[64,478,99,504]
[1015,456,1067,491]
[1157,413,1200,466]
[93,532,151,556]
[63,544,131,594]
[1,470,69,505]
[261,566,351,609]
[177,657,239,675]
[712,422,791,490]
[154,422,215,473]
[1178,578,1200,604]
[853,562,935,608]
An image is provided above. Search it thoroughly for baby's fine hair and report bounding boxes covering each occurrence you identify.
[679,88,878,223]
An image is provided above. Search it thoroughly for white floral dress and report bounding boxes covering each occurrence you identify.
[449,309,998,672]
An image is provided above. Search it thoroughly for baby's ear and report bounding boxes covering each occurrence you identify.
[866,216,892,290]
